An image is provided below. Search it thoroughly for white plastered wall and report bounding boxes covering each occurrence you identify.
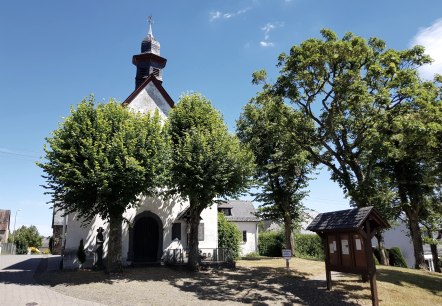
[234,221,259,255]
[127,82,171,118]
[63,196,218,269]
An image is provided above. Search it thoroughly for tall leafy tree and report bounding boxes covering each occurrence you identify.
[167,93,254,271]
[10,225,43,254]
[382,87,442,268]
[273,29,435,265]
[237,89,315,255]
[39,97,168,272]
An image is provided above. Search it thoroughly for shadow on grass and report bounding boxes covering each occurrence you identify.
[377,267,442,296]
[168,266,360,305]
[35,258,363,305]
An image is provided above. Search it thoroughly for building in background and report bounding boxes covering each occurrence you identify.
[0,209,11,243]
[218,200,259,255]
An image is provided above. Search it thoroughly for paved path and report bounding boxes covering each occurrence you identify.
[0,255,104,306]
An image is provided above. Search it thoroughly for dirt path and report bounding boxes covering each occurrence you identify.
[35,259,364,306]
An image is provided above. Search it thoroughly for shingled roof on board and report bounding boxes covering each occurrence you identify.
[306,206,388,232]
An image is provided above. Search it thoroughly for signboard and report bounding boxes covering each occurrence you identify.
[282,249,292,259]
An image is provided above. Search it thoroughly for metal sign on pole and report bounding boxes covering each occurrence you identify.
[282,249,292,271]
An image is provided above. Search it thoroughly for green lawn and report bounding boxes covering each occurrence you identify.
[238,257,442,306]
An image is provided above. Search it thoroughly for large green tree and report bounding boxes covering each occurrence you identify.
[10,225,42,254]
[381,84,442,268]
[39,97,168,272]
[237,89,315,255]
[167,93,254,271]
[273,29,436,266]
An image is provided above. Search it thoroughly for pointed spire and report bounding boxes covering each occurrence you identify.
[147,16,153,39]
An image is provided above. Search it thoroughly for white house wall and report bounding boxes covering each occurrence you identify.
[63,197,218,269]
[234,221,258,255]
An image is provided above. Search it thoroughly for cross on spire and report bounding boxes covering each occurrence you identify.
[147,16,153,38]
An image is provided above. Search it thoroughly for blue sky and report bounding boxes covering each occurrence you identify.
[1,1,441,236]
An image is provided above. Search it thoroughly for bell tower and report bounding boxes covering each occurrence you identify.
[132,17,167,89]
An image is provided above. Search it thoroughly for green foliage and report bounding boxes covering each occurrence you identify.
[167,93,254,270]
[39,96,168,271]
[237,92,316,253]
[271,28,442,268]
[388,247,408,268]
[218,213,241,260]
[373,247,382,264]
[167,93,254,208]
[373,254,380,265]
[294,233,324,260]
[258,231,284,257]
[77,239,86,264]
[12,225,42,254]
[273,29,436,213]
[39,97,168,222]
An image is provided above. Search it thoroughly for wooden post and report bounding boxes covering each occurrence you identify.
[323,236,332,290]
[286,258,290,272]
[369,271,379,306]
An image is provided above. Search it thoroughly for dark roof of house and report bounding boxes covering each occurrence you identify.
[122,74,174,108]
[306,206,389,233]
[0,210,11,231]
[219,200,259,222]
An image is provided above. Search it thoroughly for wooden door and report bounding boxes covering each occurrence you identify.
[133,216,159,262]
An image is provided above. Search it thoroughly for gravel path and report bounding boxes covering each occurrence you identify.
[35,258,366,306]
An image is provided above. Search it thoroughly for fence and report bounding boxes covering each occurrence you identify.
[0,243,16,255]
[163,248,234,265]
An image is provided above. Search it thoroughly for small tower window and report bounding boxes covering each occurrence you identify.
[139,68,148,76]
[152,68,160,77]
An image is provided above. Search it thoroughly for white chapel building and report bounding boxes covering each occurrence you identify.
[59,23,218,268]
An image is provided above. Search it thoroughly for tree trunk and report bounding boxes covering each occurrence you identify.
[375,232,389,266]
[428,230,441,273]
[406,212,426,269]
[187,207,202,272]
[107,214,123,273]
[283,213,294,256]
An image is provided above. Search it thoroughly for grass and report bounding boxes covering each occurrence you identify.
[238,257,442,306]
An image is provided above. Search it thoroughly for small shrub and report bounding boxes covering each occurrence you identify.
[77,239,86,265]
[388,247,407,268]
[373,254,380,265]
[259,231,284,257]
[30,247,41,254]
[218,213,241,260]
[294,234,324,260]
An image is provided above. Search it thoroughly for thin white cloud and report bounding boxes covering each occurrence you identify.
[411,18,442,80]
[210,11,221,21]
[209,7,251,22]
[260,21,284,48]
[260,41,274,47]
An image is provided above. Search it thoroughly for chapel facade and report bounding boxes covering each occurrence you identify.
[58,22,218,268]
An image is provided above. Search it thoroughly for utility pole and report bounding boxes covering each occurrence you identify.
[12,209,22,254]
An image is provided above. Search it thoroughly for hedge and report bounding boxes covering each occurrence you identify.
[258,231,324,260]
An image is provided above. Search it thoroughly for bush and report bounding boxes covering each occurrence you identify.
[218,213,241,260]
[259,231,284,257]
[30,247,41,254]
[77,239,86,265]
[294,233,324,260]
[388,247,407,268]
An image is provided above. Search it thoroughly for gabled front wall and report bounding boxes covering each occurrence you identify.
[127,82,171,118]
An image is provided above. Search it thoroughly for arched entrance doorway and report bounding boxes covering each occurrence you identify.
[129,212,163,262]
